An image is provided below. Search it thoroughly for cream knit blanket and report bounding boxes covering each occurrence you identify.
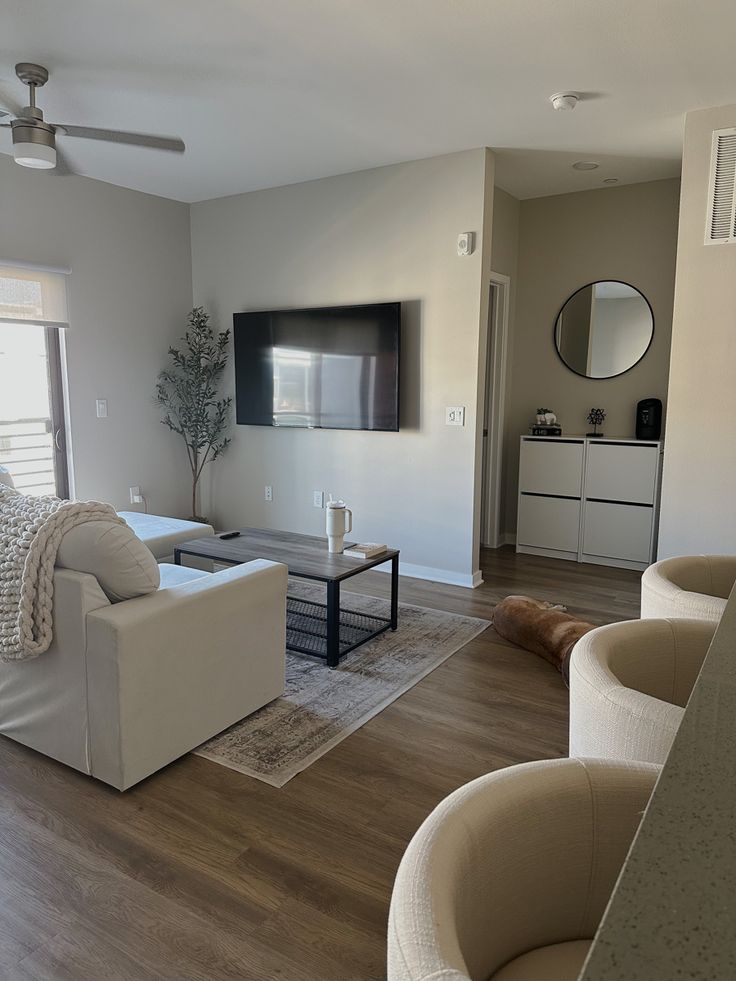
[0,484,123,661]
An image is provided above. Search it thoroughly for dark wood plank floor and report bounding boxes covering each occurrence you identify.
[0,548,641,981]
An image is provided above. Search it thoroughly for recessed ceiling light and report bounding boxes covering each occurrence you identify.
[603,178,619,184]
[572,161,599,171]
[549,92,579,111]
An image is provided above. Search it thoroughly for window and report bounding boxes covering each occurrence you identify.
[0,262,71,498]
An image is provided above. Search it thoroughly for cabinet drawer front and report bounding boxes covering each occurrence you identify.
[585,443,659,504]
[519,439,584,497]
[583,501,654,563]
[518,495,581,553]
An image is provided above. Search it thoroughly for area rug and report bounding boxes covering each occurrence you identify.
[194,580,490,787]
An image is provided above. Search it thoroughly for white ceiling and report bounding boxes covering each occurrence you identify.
[1,0,735,203]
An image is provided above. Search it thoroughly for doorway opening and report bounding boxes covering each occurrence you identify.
[0,322,70,498]
[479,273,510,552]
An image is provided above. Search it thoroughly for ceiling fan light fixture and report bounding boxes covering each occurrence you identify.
[13,141,56,169]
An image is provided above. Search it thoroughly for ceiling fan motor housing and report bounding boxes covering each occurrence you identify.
[11,110,57,168]
[11,114,56,151]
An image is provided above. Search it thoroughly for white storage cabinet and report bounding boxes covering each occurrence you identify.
[516,435,662,571]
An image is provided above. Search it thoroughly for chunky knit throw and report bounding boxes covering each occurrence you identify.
[0,485,123,661]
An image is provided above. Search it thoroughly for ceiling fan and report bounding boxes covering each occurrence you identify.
[0,62,185,172]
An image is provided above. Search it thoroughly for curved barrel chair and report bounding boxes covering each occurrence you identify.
[569,618,716,765]
[641,555,736,622]
[388,757,659,981]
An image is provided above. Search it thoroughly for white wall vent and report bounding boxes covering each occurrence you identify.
[706,128,736,244]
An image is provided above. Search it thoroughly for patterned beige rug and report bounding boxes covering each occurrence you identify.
[194,580,490,787]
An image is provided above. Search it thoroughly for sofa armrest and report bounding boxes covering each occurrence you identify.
[85,559,287,789]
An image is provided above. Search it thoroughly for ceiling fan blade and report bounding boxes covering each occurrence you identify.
[53,124,184,152]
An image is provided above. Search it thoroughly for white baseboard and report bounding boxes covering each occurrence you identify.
[373,560,479,589]
[480,532,516,548]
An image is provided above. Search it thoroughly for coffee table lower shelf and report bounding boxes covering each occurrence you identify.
[286,595,391,662]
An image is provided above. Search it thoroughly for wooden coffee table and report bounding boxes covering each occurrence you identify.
[173,527,400,668]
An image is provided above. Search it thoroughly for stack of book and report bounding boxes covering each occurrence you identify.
[343,543,388,559]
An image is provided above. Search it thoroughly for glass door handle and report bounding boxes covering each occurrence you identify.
[54,428,64,451]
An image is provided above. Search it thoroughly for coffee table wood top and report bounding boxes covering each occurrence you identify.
[174,527,399,583]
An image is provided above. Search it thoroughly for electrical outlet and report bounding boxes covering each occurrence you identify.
[265,485,273,502]
[313,490,325,508]
[129,485,143,504]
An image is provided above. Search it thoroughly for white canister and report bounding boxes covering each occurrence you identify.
[326,500,353,553]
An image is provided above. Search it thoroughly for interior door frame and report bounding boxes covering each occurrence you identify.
[479,272,510,550]
[44,326,71,499]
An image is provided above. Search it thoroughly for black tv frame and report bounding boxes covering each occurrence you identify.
[232,301,401,432]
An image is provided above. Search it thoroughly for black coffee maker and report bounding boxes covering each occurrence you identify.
[636,398,662,440]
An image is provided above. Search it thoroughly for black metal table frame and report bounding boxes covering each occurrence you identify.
[173,546,399,669]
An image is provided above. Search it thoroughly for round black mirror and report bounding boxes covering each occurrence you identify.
[553,281,654,379]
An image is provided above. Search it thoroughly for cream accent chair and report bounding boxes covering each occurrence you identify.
[0,517,286,790]
[640,555,736,622]
[387,757,659,981]
[569,618,716,765]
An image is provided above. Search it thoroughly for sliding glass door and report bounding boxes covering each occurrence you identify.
[0,322,69,498]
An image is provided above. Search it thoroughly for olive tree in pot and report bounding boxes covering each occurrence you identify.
[156,307,232,522]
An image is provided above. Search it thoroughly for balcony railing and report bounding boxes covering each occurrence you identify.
[0,417,56,496]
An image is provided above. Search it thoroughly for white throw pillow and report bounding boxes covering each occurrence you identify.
[56,519,160,602]
[0,465,16,490]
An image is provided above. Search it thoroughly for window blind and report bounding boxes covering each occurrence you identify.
[0,262,70,328]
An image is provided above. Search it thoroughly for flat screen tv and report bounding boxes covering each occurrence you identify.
[233,302,400,431]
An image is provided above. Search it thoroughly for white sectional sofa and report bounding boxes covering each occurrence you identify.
[117,510,215,561]
[0,501,286,790]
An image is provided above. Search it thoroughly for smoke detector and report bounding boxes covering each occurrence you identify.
[549,92,579,112]
[572,160,599,171]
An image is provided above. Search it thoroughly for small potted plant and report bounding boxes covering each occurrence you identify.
[587,407,606,438]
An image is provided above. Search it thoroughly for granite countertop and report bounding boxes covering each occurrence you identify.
[580,587,736,980]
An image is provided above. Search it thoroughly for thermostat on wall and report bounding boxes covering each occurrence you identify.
[457,232,475,256]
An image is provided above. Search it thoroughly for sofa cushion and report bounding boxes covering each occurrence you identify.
[0,465,16,490]
[56,519,160,602]
[117,511,214,561]
[491,939,592,980]
[158,563,210,589]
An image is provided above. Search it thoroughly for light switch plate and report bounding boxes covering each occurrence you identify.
[445,406,466,426]
[96,399,108,418]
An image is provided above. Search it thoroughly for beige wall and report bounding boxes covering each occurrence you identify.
[503,179,680,534]
[490,187,521,282]
[0,154,193,514]
[659,105,736,556]
[191,149,493,584]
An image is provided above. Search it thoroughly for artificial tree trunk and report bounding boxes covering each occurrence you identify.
[189,453,207,523]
